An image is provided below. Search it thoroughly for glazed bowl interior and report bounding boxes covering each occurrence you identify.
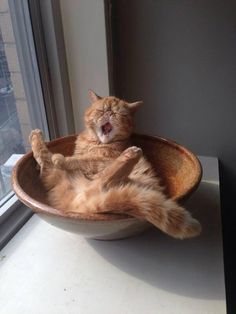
[12,133,202,239]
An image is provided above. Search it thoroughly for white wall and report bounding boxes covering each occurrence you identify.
[60,0,109,132]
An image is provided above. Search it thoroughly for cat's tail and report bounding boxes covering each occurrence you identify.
[77,184,201,239]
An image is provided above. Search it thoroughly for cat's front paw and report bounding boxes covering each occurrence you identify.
[122,146,143,160]
[51,153,65,168]
[29,129,43,144]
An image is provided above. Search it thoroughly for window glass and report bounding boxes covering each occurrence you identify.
[0,2,32,202]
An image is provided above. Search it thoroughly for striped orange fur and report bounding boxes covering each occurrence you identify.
[29,90,201,239]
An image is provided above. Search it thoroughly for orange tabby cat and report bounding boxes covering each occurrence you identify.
[29,90,201,239]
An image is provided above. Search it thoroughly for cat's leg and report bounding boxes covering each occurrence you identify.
[96,146,143,188]
[51,154,85,171]
[72,183,201,239]
[58,148,201,238]
[51,146,142,177]
[63,146,143,213]
[29,129,53,171]
[29,130,84,210]
[52,154,95,170]
[29,130,81,172]
[51,155,112,181]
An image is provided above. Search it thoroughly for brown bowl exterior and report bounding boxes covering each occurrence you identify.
[11,133,202,239]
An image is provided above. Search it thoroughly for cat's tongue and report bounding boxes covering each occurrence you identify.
[102,122,113,135]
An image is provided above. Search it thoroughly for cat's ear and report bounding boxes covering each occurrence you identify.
[127,101,143,113]
[88,89,102,103]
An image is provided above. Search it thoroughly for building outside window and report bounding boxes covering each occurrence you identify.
[0,2,31,203]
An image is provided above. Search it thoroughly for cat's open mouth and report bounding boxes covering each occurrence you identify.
[101,122,113,135]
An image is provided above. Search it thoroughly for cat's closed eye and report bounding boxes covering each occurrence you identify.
[112,107,128,116]
[96,109,104,114]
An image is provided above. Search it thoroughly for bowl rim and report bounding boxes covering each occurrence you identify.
[12,133,202,222]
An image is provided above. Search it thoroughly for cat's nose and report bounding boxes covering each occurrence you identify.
[104,111,112,119]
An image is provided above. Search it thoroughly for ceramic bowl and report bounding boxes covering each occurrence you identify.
[12,134,202,240]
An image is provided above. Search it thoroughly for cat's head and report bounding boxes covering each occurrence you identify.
[84,90,143,144]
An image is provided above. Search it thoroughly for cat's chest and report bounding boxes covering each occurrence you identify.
[75,146,120,178]
[76,143,122,159]
[75,134,129,157]
[74,137,128,178]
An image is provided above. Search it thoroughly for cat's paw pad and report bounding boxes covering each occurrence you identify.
[52,154,65,168]
[123,146,143,159]
[29,129,43,144]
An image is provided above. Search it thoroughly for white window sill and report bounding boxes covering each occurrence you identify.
[0,157,226,314]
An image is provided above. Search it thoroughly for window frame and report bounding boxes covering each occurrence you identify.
[28,0,75,139]
[0,0,75,249]
[9,0,50,139]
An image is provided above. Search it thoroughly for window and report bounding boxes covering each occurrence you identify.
[0,3,34,205]
[0,0,74,248]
